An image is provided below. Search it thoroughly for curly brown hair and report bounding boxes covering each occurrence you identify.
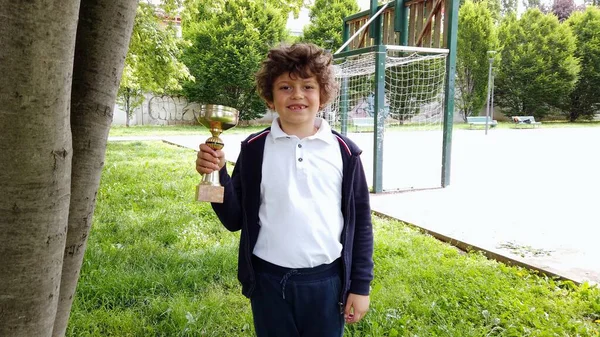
[256,43,339,108]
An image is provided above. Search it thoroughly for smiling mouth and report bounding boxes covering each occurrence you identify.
[288,105,307,110]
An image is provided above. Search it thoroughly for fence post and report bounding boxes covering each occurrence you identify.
[441,0,459,187]
[373,2,385,193]
[340,22,350,136]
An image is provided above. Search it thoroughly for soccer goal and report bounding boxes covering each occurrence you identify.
[321,0,458,192]
[322,45,449,192]
[326,45,448,130]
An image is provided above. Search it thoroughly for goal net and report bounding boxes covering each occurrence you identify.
[323,46,449,191]
[324,46,448,129]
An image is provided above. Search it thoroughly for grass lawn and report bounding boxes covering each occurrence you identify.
[108,120,600,137]
[108,124,269,137]
[455,120,600,130]
[67,141,600,336]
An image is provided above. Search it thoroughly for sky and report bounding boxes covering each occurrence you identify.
[357,0,372,10]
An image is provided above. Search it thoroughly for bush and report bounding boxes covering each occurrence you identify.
[495,10,579,119]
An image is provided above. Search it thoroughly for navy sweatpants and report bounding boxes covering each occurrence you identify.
[250,256,345,337]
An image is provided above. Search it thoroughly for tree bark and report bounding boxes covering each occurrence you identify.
[51,1,138,336]
[126,89,131,127]
[0,1,80,336]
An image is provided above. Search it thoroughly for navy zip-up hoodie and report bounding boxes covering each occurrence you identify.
[211,127,374,305]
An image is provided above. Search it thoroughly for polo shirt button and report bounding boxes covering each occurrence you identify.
[298,144,302,148]
[298,158,303,162]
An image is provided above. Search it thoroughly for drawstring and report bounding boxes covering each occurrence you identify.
[279,270,299,299]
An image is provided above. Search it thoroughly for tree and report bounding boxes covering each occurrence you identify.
[566,7,600,121]
[458,0,518,22]
[117,2,193,127]
[302,0,360,51]
[500,0,518,16]
[182,0,288,121]
[456,0,498,120]
[522,0,540,9]
[0,0,137,336]
[552,0,576,21]
[484,0,503,22]
[268,0,307,17]
[182,0,306,23]
[522,0,550,12]
[460,0,502,22]
[494,10,579,119]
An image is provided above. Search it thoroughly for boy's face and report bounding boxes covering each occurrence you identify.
[268,71,321,129]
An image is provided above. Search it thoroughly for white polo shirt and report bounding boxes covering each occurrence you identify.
[253,117,344,268]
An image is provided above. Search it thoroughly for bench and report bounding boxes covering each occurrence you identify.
[511,116,541,128]
[466,116,498,129]
[352,117,374,132]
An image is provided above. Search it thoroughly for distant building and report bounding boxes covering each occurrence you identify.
[155,9,182,38]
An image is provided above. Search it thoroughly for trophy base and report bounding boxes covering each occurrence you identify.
[196,184,224,203]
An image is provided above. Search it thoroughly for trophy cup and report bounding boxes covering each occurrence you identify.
[196,104,239,203]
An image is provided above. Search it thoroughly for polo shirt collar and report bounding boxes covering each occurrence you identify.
[270,117,337,145]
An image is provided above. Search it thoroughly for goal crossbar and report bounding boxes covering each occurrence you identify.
[385,45,449,55]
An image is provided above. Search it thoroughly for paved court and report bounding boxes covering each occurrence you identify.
[113,126,599,285]
[368,127,600,285]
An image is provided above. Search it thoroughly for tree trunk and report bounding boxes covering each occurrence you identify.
[126,89,131,127]
[0,1,80,336]
[52,1,138,336]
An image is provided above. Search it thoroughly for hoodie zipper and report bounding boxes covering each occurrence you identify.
[240,142,256,296]
[339,154,358,312]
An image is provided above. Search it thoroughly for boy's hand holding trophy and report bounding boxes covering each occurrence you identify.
[196,104,238,203]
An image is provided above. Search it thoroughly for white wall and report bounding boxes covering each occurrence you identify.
[112,94,201,126]
[112,94,277,126]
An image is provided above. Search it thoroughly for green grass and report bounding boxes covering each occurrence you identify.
[67,141,600,336]
[108,120,600,138]
[515,120,600,128]
[457,120,600,130]
[109,124,270,137]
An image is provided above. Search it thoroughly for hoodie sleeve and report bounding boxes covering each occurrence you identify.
[210,154,243,232]
[349,155,374,295]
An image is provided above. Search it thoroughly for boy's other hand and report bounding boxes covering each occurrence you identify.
[344,293,370,324]
[196,143,226,175]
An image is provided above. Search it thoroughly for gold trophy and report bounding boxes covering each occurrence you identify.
[196,104,239,203]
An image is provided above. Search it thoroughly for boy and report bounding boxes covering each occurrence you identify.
[196,43,373,337]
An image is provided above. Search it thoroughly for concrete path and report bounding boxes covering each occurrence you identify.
[109,127,600,285]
